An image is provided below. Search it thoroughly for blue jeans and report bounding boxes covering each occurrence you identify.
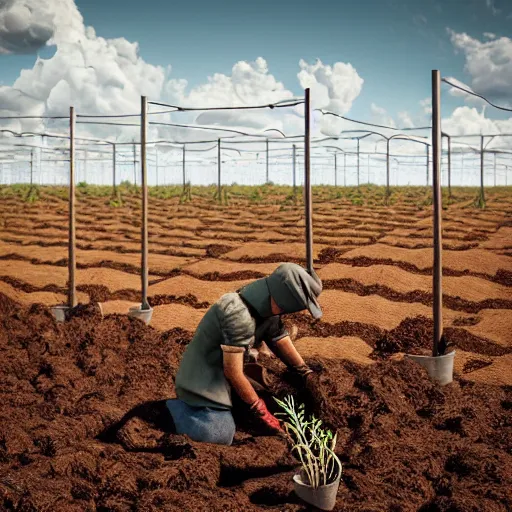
[165,399,236,446]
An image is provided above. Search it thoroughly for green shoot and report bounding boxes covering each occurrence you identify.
[274,395,342,489]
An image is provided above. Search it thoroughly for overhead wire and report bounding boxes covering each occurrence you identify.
[441,78,512,113]
[147,98,304,112]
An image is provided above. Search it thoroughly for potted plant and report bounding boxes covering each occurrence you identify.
[275,395,342,511]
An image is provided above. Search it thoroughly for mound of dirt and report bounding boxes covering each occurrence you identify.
[374,315,511,357]
[1,295,511,511]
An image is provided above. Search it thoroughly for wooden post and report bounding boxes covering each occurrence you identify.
[292,144,297,193]
[266,139,269,183]
[133,142,137,185]
[112,143,116,195]
[68,106,77,309]
[367,154,370,184]
[431,70,443,357]
[217,138,221,202]
[182,144,186,191]
[493,152,496,187]
[334,153,337,187]
[480,136,485,205]
[447,135,451,197]
[386,139,390,200]
[155,146,159,187]
[30,150,34,186]
[356,139,360,187]
[426,145,430,186]
[140,96,150,310]
[84,149,88,183]
[343,153,346,187]
[304,88,313,274]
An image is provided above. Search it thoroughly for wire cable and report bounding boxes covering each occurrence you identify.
[148,98,304,111]
[0,115,69,120]
[442,78,512,112]
[316,110,430,132]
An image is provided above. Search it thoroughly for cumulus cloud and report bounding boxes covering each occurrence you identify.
[0,0,172,142]
[448,29,512,105]
[0,0,56,54]
[297,59,364,135]
[0,0,365,147]
[163,57,297,137]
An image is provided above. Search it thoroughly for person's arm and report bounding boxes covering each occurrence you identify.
[222,346,282,432]
[222,347,259,404]
[264,317,313,379]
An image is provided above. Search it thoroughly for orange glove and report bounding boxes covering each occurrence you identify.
[250,398,283,433]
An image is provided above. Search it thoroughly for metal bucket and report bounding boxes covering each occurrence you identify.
[127,305,153,326]
[50,305,69,323]
[405,350,455,386]
[293,470,341,511]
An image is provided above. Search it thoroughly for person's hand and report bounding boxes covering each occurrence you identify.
[250,398,283,433]
[291,364,314,385]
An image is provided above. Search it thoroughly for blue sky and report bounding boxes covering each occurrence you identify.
[2,0,512,123]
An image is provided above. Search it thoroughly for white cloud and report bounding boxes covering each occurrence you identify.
[420,97,432,115]
[448,29,512,105]
[370,103,397,128]
[0,0,365,147]
[397,111,415,129]
[297,59,364,135]
[0,0,56,54]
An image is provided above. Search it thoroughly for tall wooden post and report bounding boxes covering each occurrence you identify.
[68,107,77,309]
[140,96,150,311]
[356,139,360,187]
[480,136,485,205]
[182,144,186,191]
[343,153,346,187]
[367,154,370,184]
[304,89,313,274]
[334,153,337,187]
[217,138,221,202]
[426,145,430,186]
[292,144,297,193]
[493,152,496,187]
[84,149,88,183]
[30,150,34,186]
[386,139,390,200]
[155,146,159,187]
[431,70,443,357]
[133,142,137,186]
[266,139,269,183]
[112,143,117,195]
[447,135,451,197]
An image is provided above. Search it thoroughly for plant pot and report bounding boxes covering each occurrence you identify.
[127,305,153,325]
[405,350,455,386]
[293,469,341,511]
[50,305,69,323]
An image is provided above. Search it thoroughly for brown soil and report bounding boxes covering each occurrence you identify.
[1,296,511,512]
[342,244,512,276]
[322,277,512,314]
[318,263,512,302]
[1,189,512,510]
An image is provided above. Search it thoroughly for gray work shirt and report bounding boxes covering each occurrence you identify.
[174,292,288,410]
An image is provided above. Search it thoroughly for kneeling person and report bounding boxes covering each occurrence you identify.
[166,263,322,445]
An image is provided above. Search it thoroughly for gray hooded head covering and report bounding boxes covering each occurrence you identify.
[239,263,323,319]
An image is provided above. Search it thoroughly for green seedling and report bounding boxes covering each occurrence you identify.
[274,395,342,489]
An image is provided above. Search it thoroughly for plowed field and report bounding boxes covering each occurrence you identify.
[1,185,511,511]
